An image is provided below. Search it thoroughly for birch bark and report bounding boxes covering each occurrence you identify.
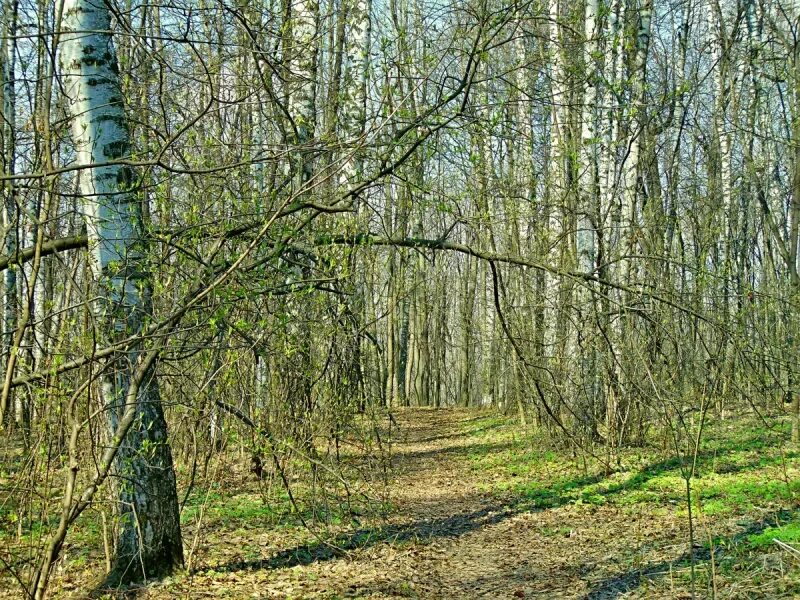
[577,0,600,435]
[59,0,183,585]
[0,0,18,427]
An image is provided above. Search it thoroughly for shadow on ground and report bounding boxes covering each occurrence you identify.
[206,501,520,573]
[204,472,601,575]
[582,509,800,599]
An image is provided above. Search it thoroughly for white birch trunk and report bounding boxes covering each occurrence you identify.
[600,0,623,255]
[545,0,564,357]
[577,0,600,435]
[289,0,319,187]
[578,0,598,280]
[708,0,732,221]
[621,0,652,269]
[59,0,183,585]
[1,0,18,427]
[339,0,371,186]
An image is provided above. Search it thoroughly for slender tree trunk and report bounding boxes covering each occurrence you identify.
[0,0,18,428]
[577,0,600,438]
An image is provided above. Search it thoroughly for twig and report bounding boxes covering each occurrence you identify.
[773,538,800,560]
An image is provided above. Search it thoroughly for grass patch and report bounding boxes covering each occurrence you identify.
[749,521,800,549]
[469,414,799,520]
[192,493,276,526]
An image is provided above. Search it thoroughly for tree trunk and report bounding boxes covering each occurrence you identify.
[0,0,18,429]
[59,0,183,586]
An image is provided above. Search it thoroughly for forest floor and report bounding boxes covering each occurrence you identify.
[4,408,800,598]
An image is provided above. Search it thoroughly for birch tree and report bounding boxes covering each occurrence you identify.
[57,0,182,586]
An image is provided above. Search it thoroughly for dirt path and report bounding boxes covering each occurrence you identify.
[190,408,649,599]
[376,409,677,599]
[247,408,692,600]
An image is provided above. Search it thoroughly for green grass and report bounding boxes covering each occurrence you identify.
[465,414,799,520]
[182,492,277,526]
[459,412,800,595]
[749,522,800,549]
[180,483,378,534]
